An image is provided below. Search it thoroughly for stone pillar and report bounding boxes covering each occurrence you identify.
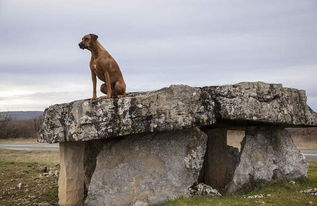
[59,142,85,206]
[204,128,228,190]
[225,126,308,193]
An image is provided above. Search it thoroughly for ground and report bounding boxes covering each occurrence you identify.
[0,149,59,206]
[0,161,58,206]
[0,148,316,206]
[162,162,317,206]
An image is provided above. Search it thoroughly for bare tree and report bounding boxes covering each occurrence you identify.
[0,113,43,139]
[0,113,11,138]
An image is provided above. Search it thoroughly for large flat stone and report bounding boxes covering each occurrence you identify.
[40,85,215,143]
[202,82,317,126]
[85,128,207,206]
[39,82,317,143]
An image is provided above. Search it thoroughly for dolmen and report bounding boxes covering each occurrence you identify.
[39,82,317,206]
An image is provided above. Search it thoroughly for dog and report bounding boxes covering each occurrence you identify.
[78,34,126,99]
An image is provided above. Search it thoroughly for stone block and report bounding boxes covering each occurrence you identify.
[59,142,85,206]
[85,128,207,206]
[226,127,307,193]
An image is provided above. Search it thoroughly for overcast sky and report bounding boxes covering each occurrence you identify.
[0,0,316,111]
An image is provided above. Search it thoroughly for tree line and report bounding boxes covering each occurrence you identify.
[0,114,42,139]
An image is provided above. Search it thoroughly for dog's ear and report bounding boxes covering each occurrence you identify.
[90,34,98,41]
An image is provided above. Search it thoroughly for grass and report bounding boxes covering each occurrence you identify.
[161,162,317,206]
[0,138,316,205]
[0,161,59,206]
[227,130,317,150]
[0,149,59,164]
[0,149,59,205]
[293,139,317,150]
[0,138,37,144]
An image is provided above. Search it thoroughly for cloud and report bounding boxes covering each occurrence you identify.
[0,0,317,111]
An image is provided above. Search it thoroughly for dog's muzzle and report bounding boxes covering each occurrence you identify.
[78,43,85,49]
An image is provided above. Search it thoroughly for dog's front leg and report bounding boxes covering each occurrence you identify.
[91,70,97,99]
[103,71,112,98]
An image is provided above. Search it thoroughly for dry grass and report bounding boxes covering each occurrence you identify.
[0,161,59,206]
[293,139,317,150]
[227,130,244,149]
[227,130,317,150]
[0,149,59,164]
[0,138,37,144]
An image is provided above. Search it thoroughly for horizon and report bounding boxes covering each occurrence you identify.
[1,0,317,111]
[0,80,316,112]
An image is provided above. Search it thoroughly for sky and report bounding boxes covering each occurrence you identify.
[0,0,316,111]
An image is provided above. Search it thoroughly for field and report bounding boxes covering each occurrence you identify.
[0,128,316,206]
[227,129,317,150]
[0,150,59,206]
[0,148,316,206]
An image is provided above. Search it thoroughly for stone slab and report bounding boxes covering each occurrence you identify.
[39,82,317,143]
[85,128,207,206]
[225,127,308,193]
[59,142,85,206]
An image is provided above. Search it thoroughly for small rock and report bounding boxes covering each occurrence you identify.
[245,194,271,199]
[38,203,50,206]
[308,201,313,205]
[25,189,29,192]
[289,180,296,185]
[189,183,221,196]
[48,170,54,176]
[42,167,48,173]
[133,200,148,206]
[300,188,317,196]
[41,173,49,177]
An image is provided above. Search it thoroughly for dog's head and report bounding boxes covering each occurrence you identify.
[78,34,98,50]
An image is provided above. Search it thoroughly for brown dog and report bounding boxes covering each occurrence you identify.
[78,34,126,99]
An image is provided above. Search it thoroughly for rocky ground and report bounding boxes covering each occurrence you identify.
[0,161,58,206]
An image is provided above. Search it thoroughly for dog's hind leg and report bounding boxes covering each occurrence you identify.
[100,83,108,95]
[114,81,126,97]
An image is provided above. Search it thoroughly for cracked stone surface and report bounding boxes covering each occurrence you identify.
[39,85,214,143]
[85,128,207,206]
[225,127,308,193]
[39,82,317,143]
[202,82,317,126]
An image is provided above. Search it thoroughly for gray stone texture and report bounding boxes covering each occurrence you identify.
[58,142,85,206]
[38,81,315,204]
[40,85,215,143]
[225,127,308,193]
[202,129,243,193]
[39,82,317,143]
[202,82,317,126]
[85,128,207,206]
